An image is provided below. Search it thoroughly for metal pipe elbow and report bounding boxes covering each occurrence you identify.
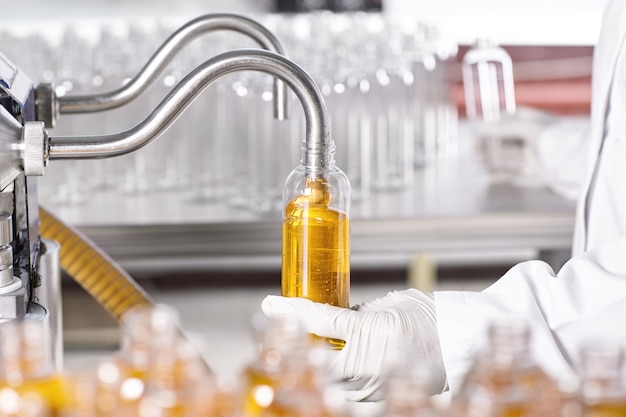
[55,13,288,120]
[48,49,330,176]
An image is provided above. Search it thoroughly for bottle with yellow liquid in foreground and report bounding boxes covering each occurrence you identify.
[451,319,578,417]
[580,343,626,417]
[282,140,351,349]
[0,318,70,416]
[242,315,345,417]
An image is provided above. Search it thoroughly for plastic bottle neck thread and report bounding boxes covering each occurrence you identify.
[301,139,335,178]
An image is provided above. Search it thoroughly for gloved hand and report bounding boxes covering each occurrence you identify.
[261,289,447,402]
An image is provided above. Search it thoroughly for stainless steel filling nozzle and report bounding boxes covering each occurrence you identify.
[46,49,331,178]
[38,13,288,126]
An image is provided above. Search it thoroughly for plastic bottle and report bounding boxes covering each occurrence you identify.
[65,304,222,417]
[242,315,341,417]
[0,319,69,416]
[281,139,351,349]
[579,343,626,417]
[452,319,567,417]
[242,316,305,417]
[117,304,215,417]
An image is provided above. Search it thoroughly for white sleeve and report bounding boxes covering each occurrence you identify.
[434,235,626,393]
[535,117,591,201]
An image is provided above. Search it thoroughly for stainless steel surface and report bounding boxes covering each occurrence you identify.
[0,278,26,319]
[0,207,27,323]
[36,238,63,372]
[35,83,57,128]
[0,247,12,268]
[0,107,26,190]
[0,249,13,288]
[56,13,288,120]
[24,302,47,322]
[0,45,41,300]
[48,48,331,175]
[0,50,33,111]
[0,46,42,313]
[0,211,13,287]
[0,211,12,246]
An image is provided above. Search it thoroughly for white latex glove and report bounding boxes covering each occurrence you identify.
[261,289,446,402]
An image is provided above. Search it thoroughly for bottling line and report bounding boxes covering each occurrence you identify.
[0,7,356,357]
[0,3,598,416]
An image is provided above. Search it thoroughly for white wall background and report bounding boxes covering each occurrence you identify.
[0,0,611,45]
[383,0,610,45]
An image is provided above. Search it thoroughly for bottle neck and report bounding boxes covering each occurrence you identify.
[300,139,336,178]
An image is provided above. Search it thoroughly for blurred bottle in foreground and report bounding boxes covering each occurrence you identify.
[242,315,346,417]
[450,319,580,417]
[579,342,626,417]
[0,320,69,416]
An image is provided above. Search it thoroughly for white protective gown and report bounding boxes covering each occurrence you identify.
[435,0,626,393]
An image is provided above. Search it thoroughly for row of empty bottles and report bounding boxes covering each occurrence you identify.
[1,305,625,417]
[0,11,459,213]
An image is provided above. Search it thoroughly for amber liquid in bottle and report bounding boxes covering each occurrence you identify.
[0,376,69,416]
[282,178,350,349]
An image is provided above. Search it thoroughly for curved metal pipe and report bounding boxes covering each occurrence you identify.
[57,14,288,120]
[48,49,330,176]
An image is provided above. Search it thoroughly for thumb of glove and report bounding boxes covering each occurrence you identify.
[262,295,355,342]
